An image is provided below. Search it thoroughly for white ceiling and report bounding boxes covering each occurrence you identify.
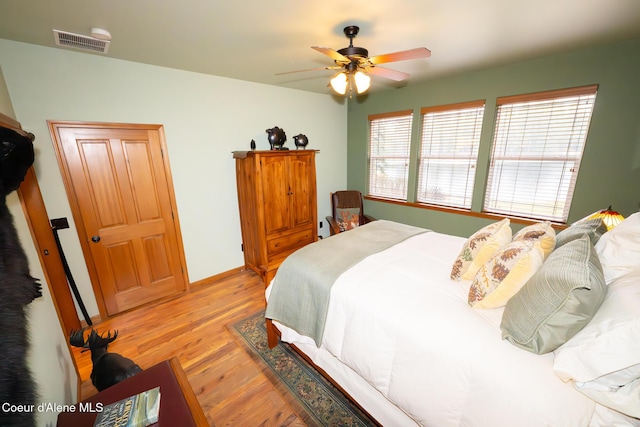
[1,0,640,95]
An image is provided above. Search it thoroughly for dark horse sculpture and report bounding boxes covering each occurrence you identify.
[69,328,142,391]
[0,126,42,427]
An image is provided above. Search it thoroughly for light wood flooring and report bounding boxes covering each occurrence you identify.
[71,269,306,426]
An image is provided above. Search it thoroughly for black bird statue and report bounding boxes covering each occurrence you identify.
[69,328,142,391]
[293,134,309,150]
[250,139,256,151]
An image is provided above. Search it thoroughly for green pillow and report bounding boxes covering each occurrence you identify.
[500,234,606,354]
[554,217,607,248]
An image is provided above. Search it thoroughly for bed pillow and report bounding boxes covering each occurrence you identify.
[336,207,360,231]
[555,217,607,249]
[469,240,545,308]
[500,234,606,354]
[450,218,512,281]
[575,378,640,419]
[595,212,640,283]
[553,268,640,387]
[512,221,556,258]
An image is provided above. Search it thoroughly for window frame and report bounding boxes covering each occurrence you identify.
[367,110,413,201]
[416,100,485,209]
[483,85,598,222]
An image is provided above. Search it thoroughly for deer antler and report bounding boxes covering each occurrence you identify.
[69,328,89,348]
[87,329,119,350]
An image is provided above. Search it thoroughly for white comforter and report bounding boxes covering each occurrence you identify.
[273,230,609,426]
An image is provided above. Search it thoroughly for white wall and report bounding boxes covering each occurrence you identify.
[1,65,78,427]
[0,39,348,320]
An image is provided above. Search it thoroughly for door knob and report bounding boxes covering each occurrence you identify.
[91,235,100,243]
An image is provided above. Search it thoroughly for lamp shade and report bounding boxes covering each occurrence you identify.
[587,206,625,230]
[330,72,348,95]
[354,71,370,94]
[330,70,371,96]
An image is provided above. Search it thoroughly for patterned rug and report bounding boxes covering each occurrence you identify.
[229,311,377,426]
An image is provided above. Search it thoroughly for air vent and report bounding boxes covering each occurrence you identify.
[53,29,110,54]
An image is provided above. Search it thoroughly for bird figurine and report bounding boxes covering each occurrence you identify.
[266,126,287,150]
[250,139,256,151]
[293,134,309,150]
[69,328,142,391]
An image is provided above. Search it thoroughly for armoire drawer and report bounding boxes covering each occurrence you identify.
[267,229,314,258]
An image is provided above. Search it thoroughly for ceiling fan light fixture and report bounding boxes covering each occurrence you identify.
[330,72,348,95]
[354,71,371,94]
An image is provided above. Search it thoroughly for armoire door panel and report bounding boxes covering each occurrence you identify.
[261,156,290,235]
[289,155,314,228]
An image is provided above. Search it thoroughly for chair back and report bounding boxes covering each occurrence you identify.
[331,190,366,225]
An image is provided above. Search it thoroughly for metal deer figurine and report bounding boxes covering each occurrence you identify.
[69,328,143,391]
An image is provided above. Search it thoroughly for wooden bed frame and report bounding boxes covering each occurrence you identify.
[265,317,381,425]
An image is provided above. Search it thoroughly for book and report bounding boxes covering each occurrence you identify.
[93,386,161,427]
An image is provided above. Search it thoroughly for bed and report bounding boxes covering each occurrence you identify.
[265,216,640,427]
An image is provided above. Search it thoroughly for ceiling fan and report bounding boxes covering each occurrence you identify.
[278,25,431,96]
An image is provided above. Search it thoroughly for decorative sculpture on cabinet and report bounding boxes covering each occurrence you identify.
[293,134,309,150]
[266,126,288,150]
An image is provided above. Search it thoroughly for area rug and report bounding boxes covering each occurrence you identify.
[229,310,377,426]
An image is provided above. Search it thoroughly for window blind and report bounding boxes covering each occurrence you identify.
[417,101,485,209]
[484,85,598,222]
[368,110,413,200]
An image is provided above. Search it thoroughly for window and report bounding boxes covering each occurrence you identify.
[368,110,413,200]
[417,101,485,209]
[484,85,598,222]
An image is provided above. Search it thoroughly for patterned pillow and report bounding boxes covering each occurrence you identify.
[501,234,606,354]
[336,207,360,232]
[469,240,545,308]
[450,218,512,281]
[512,221,556,258]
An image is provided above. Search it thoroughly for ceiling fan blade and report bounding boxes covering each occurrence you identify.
[368,66,410,82]
[369,47,431,65]
[312,46,350,63]
[276,66,341,76]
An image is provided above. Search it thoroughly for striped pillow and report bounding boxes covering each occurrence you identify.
[500,234,606,354]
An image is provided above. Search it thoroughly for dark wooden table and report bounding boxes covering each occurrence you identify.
[57,357,207,426]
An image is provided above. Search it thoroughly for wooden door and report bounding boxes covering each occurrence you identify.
[50,122,186,317]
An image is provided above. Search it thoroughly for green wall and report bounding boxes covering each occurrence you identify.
[347,37,640,237]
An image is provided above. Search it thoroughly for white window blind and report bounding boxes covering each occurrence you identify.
[484,85,598,222]
[368,110,413,200]
[417,101,485,209]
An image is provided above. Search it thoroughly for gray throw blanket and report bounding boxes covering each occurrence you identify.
[265,220,428,346]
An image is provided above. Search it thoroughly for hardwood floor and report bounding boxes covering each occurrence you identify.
[71,269,306,427]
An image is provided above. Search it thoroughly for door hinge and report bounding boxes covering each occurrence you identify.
[241,243,244,252]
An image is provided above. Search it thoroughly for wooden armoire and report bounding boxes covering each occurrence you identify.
[233,150,318,286]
